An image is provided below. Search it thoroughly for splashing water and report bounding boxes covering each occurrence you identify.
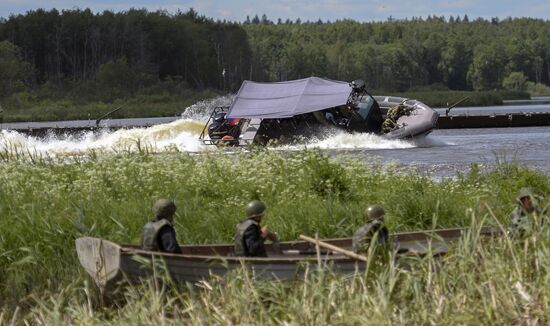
[411,135,455,147]
[181,95,234,121]
[0,119,209,155]
[276,130,417,150]
[0,96,238,156]
[0,95,450,157]
[310,132,416,149]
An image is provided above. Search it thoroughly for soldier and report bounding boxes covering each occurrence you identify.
[381,118,397,133]
[234,200,280,257]
[382,104,412,133]
[510,188,543,236]
[352,204,389,253]
[141,199,182,254]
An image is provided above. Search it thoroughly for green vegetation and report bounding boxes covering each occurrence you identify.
[1,11,550,122]
[1,88,220,122]
[243,16,550,94]
[0,148,549,323]
[503,72,529,91]
[527,82,550,96]
[0,41,32,98]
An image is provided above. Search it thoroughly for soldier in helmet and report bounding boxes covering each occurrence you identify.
[140,199,182,254]
[234,200,280,257]
[352,204,389,253]
[510,188,543,236]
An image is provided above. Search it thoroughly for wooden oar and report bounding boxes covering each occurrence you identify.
[299,234,368,262]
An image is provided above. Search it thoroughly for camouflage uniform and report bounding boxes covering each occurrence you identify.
[234,218,267,257]
[509,188,545,237]
[510,205,543,237]
[140,199,182,253]
[352,220,389,253]
[381,119,397,133]
[382,104,408,133]
[234,200,275,257]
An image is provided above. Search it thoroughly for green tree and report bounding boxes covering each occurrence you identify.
[96,57,134,99]
[502,71,528,90]
[0,41,32,98]
[438,37,471,89]
[467,43,506,90]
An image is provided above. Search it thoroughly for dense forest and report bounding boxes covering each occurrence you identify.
[244,15,550,92]
[0,9,250,98]
[1,9,550,120]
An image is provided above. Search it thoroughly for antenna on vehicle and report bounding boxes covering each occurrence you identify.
[445,97,469,116]
[95,106,124,128]
[347,79,369,108]
[349,79,366,93]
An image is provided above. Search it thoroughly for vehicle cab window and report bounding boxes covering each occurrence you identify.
[356,96,375,120]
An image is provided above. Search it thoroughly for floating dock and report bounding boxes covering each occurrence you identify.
[437,111,550,129]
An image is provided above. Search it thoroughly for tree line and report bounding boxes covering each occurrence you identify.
[244,15,550,92]
[0,8,251,101]
[1,9,550,102]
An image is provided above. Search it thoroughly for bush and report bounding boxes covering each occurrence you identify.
[502,72,528,91]
[526,81,550,96]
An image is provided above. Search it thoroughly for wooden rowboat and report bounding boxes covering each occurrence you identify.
[76,227,496,294]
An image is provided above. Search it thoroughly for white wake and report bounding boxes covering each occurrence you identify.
[0,95,450,157]
[0,119,209,155]
[276,130,417,150]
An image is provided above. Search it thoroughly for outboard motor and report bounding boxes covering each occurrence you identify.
[208,112,242,143]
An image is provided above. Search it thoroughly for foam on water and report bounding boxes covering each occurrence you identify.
[0,119,209,155]
[0,96,238,156]
[0,95,451,156]
[277,130,417,150]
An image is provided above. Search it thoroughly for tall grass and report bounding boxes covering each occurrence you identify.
[14,222,550,324]
[0,148,548,323]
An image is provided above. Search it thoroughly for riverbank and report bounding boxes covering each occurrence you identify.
[0,90,530,124]
[0,149,549,323]
[0,89,221,123]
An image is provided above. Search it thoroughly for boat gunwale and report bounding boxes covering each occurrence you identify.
[114,226,495,262]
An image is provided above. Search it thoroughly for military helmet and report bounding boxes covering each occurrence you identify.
[245,200,266,218]
[516,187,533,202]
[364,204,385,221]
[153,199,177,219]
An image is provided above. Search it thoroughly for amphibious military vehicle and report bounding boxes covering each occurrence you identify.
[199,77,438,146]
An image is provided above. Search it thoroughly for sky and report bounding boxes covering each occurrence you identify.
[1,0,550,22]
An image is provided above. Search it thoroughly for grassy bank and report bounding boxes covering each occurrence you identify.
[0,88,532,124]
[0,89,221,123]
[0,149,548,323]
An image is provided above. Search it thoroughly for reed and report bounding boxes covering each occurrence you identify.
[0,148,548,323]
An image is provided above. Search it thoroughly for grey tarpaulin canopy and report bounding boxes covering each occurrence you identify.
[226,77,352,119]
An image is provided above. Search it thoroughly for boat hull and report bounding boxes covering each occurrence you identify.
[76,227,496,294]
[375,96,439,139]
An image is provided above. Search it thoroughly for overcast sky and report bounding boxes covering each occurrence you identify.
[1,0,550,22]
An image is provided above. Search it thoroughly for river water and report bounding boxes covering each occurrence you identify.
[323,126,550,178]
[1,97,549,178]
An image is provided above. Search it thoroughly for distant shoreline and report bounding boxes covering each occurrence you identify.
[0,90,534,124]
